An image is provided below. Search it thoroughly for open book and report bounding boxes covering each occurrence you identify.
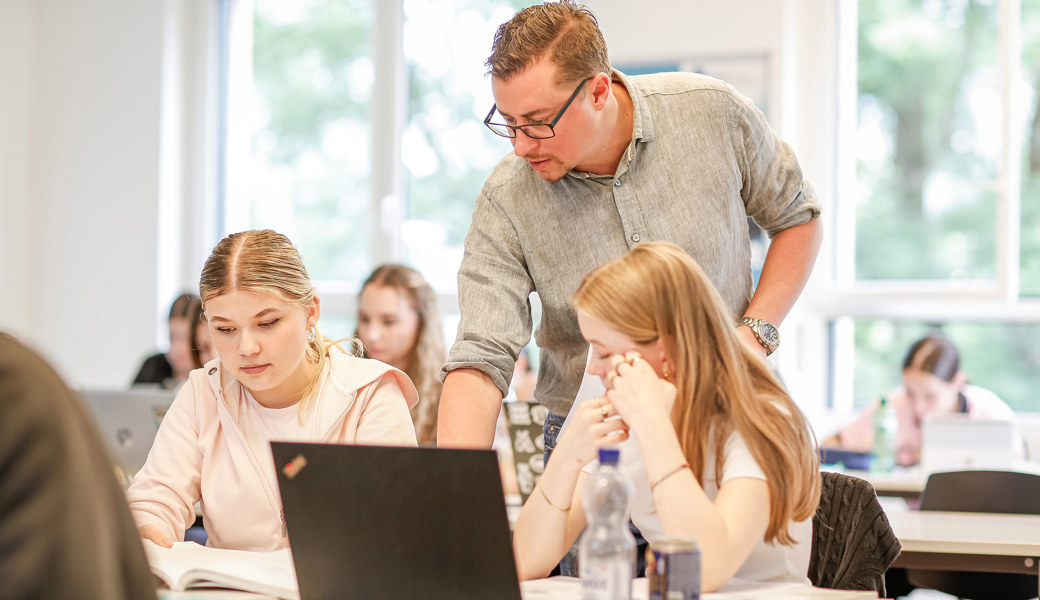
[143,541,299,599]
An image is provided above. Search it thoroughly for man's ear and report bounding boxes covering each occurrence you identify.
[590,72,612,109]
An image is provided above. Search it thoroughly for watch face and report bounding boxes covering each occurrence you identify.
[759,322,779,345]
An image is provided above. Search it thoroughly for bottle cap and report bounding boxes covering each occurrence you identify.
[598,447,620,465]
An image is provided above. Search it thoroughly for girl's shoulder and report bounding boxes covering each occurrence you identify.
[326,353,419,409]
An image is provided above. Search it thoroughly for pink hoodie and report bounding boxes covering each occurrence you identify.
[127,353,418,551]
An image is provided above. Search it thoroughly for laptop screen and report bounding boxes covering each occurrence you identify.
[920,415,1015,474]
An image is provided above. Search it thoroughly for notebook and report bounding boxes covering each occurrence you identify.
[79,387,176,483]
[921,414,1016,474]
[272,442,523,600]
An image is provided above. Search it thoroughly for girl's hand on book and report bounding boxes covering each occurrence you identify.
[139,524,173,548]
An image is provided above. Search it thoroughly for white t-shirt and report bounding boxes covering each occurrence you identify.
[573,413,811,584]
[240,389,312,497]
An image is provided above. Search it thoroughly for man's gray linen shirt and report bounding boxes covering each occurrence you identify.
[444,70,821,417]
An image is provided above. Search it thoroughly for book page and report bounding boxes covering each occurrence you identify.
[143,541,299,600]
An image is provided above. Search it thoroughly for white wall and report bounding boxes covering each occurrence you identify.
[0,0,205,387]
[0,0,36,347]
[587,0,792,134]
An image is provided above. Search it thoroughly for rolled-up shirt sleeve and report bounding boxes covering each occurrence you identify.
[442,185,535,398]
[730,85,821,237]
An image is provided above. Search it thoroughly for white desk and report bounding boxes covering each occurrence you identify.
[522,576,877,599]
[836,462,1040,501]
[827,467,925,500]
[886,508,1040,595]
[155,578,877,600]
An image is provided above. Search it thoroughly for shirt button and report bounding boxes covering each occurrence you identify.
[614,179,621,187]
[631,234,641,242]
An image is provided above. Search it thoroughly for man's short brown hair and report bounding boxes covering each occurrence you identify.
[486,1,611,85]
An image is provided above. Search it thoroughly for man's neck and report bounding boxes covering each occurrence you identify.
[574,78,635,176]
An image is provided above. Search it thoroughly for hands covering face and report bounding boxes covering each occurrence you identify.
[562,351,677,467]
[604,351,677,431]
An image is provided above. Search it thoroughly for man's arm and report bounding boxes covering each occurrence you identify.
[738,218,823,354]
[437,368,506,449]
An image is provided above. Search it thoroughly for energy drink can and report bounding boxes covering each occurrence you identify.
[646,535,700,600]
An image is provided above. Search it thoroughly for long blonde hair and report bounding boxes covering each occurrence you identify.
[571,242,820,545]
[357,264,445,445]
[199,230,353,414]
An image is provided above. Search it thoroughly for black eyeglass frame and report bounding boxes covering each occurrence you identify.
[483,77,593,139]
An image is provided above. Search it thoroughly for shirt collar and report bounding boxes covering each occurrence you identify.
[613,68,655,144]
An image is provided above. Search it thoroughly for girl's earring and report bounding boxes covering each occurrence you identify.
[662,360,673,381]
[306,327,316,342]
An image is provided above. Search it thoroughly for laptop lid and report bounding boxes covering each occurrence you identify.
[79,387,176,482]
[272,442,523,600]
[921,414,1015,474]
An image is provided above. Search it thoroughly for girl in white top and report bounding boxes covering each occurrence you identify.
[825,334,1021,466]
[512,242,821,592]
[129,230,418,551]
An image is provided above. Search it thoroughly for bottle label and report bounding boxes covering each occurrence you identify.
[581,560,632,600]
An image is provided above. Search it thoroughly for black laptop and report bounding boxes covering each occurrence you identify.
[271,442,523,600]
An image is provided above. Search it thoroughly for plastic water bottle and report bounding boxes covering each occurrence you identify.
[580,448,636,600]
[871,395,897,474]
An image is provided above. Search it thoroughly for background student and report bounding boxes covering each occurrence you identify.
[512,242,821,592]
[356,263,445,446]
[132,291,196,387]
[822,333,1020,466]
[187,296,216,369]
[0,332,157,600]
[128,230,418,552]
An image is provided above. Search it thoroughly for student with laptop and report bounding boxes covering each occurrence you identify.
[187,295,217,369]
[512,242,822,592]
[127,230,419,552]
[822,334,1019,467]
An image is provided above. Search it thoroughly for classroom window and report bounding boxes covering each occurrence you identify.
[218,0,526,340]
[826,0,1040,412]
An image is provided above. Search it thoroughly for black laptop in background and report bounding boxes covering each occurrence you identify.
[272,442,523,600]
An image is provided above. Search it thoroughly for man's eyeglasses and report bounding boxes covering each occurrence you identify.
[484,77,593,140]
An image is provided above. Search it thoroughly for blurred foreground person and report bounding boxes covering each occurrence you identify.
[0,332,157,600]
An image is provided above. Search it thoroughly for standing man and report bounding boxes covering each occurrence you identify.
[439,1,822,452]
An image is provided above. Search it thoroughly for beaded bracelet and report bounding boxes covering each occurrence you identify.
[650,462,690,492]
[540,486,571,513]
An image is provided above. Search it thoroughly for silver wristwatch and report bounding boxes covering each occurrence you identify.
[739,317,779,356]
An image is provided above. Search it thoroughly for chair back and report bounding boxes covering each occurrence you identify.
[919,469,1040,514]
[908,469,1040,600]
[809,471,901,595]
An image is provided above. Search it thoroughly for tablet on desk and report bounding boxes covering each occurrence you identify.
[921,415,1015,474]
